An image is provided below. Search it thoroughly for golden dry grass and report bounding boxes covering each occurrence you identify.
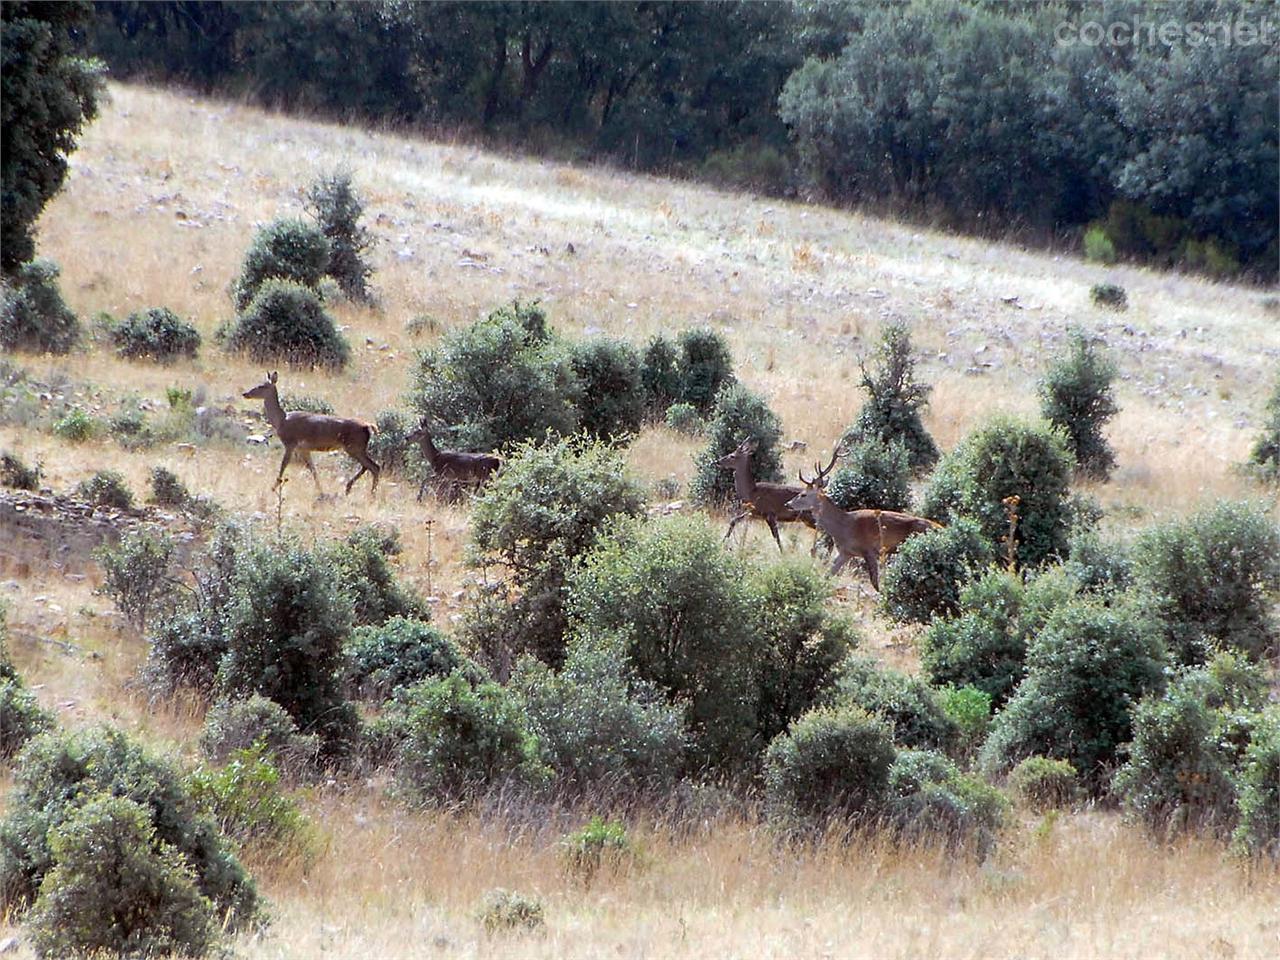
[2,82,1279,958]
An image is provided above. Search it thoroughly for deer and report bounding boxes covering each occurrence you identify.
[786,448,940,590]
[242,371,380,497]
[715,436,819,552]
[405,421,502,502]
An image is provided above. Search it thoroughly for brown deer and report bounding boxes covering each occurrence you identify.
[405,422,502,502]
[242,372,380,496]
[715,436,818,552]
[786,448,940,589]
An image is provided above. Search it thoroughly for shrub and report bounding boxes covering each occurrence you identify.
[231,218,331,310]
[836,656,956,752]
[1090,281,1127,309]
[410,303,579,451]
[689,383,785,505]
[185,745,316,859]
[560,817,638,886]
[512,640,684,796]
[979,599,1168,788]
[367,409,418,476]
[225,279,350,368]
[215,537,358,752]
[476,889,544,935]
[0,450,41,489]
[880,519,993,624]
[198,695,321,772]
[1131,501,1280,664]
[1232,710,1280,859]
[1008,757,1079,812]
[825,437,913,512]
[27,795,216,960]
[937,686,992,761]
[1083,228,1117,265]
[841,323,939,473]
[1247,376,1280,481]
[387,673,550,802]
[569,337,646,440]
[325,525,427,627]
[0,259,80,354]
[304,170,374,302]
[94,528,179,633]
[280,393,334,415]
[641,334,683,415]
[664,402,704,436]
[1039,331,1119,480]
[884,749,1007,856]
[73,469,133,509]
[763,705,896,831]
[0,678,55,761]
[567,514,759,769]
[749,557,858,749]
[52,407,97,442]
[112,307,201,362]
[0,725,259,924]
[1065,526,1133,596]
[345,617,479,701]
[677,327,735,413]
[468,435,645,668]
[149,466,190,507]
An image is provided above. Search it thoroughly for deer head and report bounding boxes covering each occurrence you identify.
[242,370,279,400]
[786,448,839,513]
[715,436,759,470]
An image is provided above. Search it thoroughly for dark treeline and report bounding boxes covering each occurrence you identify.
[86,0,1277,280]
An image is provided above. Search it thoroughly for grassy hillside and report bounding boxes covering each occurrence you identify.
[2,83,1278,959]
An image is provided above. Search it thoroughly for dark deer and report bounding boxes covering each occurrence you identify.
[786,448,940,589]
[405,422,502,502]
[715,436,818,552]
[242,371,380,496]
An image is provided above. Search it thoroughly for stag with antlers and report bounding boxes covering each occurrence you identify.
[715,436,819,552]
[786,448,939,589]
[405,422,502,501]
[242,371,380,496]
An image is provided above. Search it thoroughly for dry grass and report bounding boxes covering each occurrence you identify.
[2,82,1279,958]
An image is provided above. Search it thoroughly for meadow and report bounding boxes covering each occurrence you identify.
[2,82,1278,959]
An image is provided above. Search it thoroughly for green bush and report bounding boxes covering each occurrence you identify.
[73,469,134,509]
[94,528,179,632]
[185,745,316,858]
[1247,377,1280,481]
[763,705,896,831]
[569,337,646,440]
[325,525,427,627]
[0,725,259,924]
[52,407,98,443]
[841,323,938,474]
[112,307,201,362]
[345,616,479,701]
[476,888,544,935]
[1064,527,1133,596]
[225,279,350,368]
[280,393,335,415]
[979,599,1168,789]
[641,333,683,415]
[689,383,785,505]
[198,695,321,772]
[1039,331,1119,480]
[305,170,374,302]
[468,435,645,668]
[0,259,80,354]
[387,673,550,802]
[1008,756,1079,812]
[512,640,684,797]
[231,218,331,310]
[559,817,638,886]
[748,557,858,749]
[1131,501,1280,664]
[824,437,913,512]
[879,519,993,624]
[0,451,41,490]
[664,402,704,436]
[367,409,418,476]
[0,677,55,761]
[27,794,216,960]
[410,303,579,451]
[884,749,1007,856]
[1232,710,1280,859]
[937,685,992,761]
[836,656,957,752]
[677,327,735,414]
[567,514,758,770]
[149,466,190,507]
[1089,282,1127,309]
[1083,228,1117,265]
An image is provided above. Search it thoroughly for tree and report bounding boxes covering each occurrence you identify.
[2,2,103,276]
[842,323,939,474]
[1039,331,1119,480]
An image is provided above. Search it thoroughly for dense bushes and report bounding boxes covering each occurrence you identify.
[689,383,785,505]
[884,749,1007,855]
[304,170,373,302]
[569,337,646,440]
[640,334,683,415]
[231,218,331,310]
[1039,332,1119,480]
[825,437,913,512]
[836,656,956,753]
[879,518,992,624]
[676,327,736,414]
[841,323,938,473]
[1233,711,1280,859]
[325,525,427,627]
[198,695,321,772]
[1247,377,1280,481]
[94,528,179,632]
[224,280,350,368]
[74,469,134,509]
[0,451,41,490]
[0,677,54,761]
[112,307,201,362]
[0,259,80,354]
[1008,757,1079,812]
[345,617,479,701]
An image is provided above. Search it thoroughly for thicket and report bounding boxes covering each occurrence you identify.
[836,656,956,754]
[198,695,321,773]
[224,280,350,369]
[689,383,785,505]
[304,170,374,302]
[824,437,913,513]
[345,616,480,701]
[0,260,81,354]
[879,519,993,624]
[841,324,938,474]
[569,337,647,440]
[112,307,201,362]
[1039,332,1119,480]
[1247,377,1280,481]
[230,218,331,311]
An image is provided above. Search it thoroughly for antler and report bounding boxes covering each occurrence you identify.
[814,448,839,486]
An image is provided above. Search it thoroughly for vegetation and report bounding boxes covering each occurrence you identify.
[569,337,647,440]
[231,218,331,310]
[689,383,784,505]
[304,169,374,302]
[879,519,993,625]
[225,279,350,368]
[112,306,201,362]
[94,528,180,632]
[824,437,913,513]
[198,695,320,773]
[73,469,134,509]
[1247,376,1280,481]
[1008,757,1079,812]
[841,323,938,474]
[0,451,42,490]
[1039,332,1119,480]
[0,259,81,354]
[345,616,479,701]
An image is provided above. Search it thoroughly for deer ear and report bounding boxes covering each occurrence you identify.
[269,371,278,383]
[745,438,759,453]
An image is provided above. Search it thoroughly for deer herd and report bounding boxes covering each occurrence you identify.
[242,372,940,590]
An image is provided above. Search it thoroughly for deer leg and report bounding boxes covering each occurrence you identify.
[765,515,785,552]
[723,510,750,542]
[344,449,380,496]
[416,475,430,503]
[273,447,294,489]
[299,452,326,497]
[830,550,851,576]
[862,550,881,591]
